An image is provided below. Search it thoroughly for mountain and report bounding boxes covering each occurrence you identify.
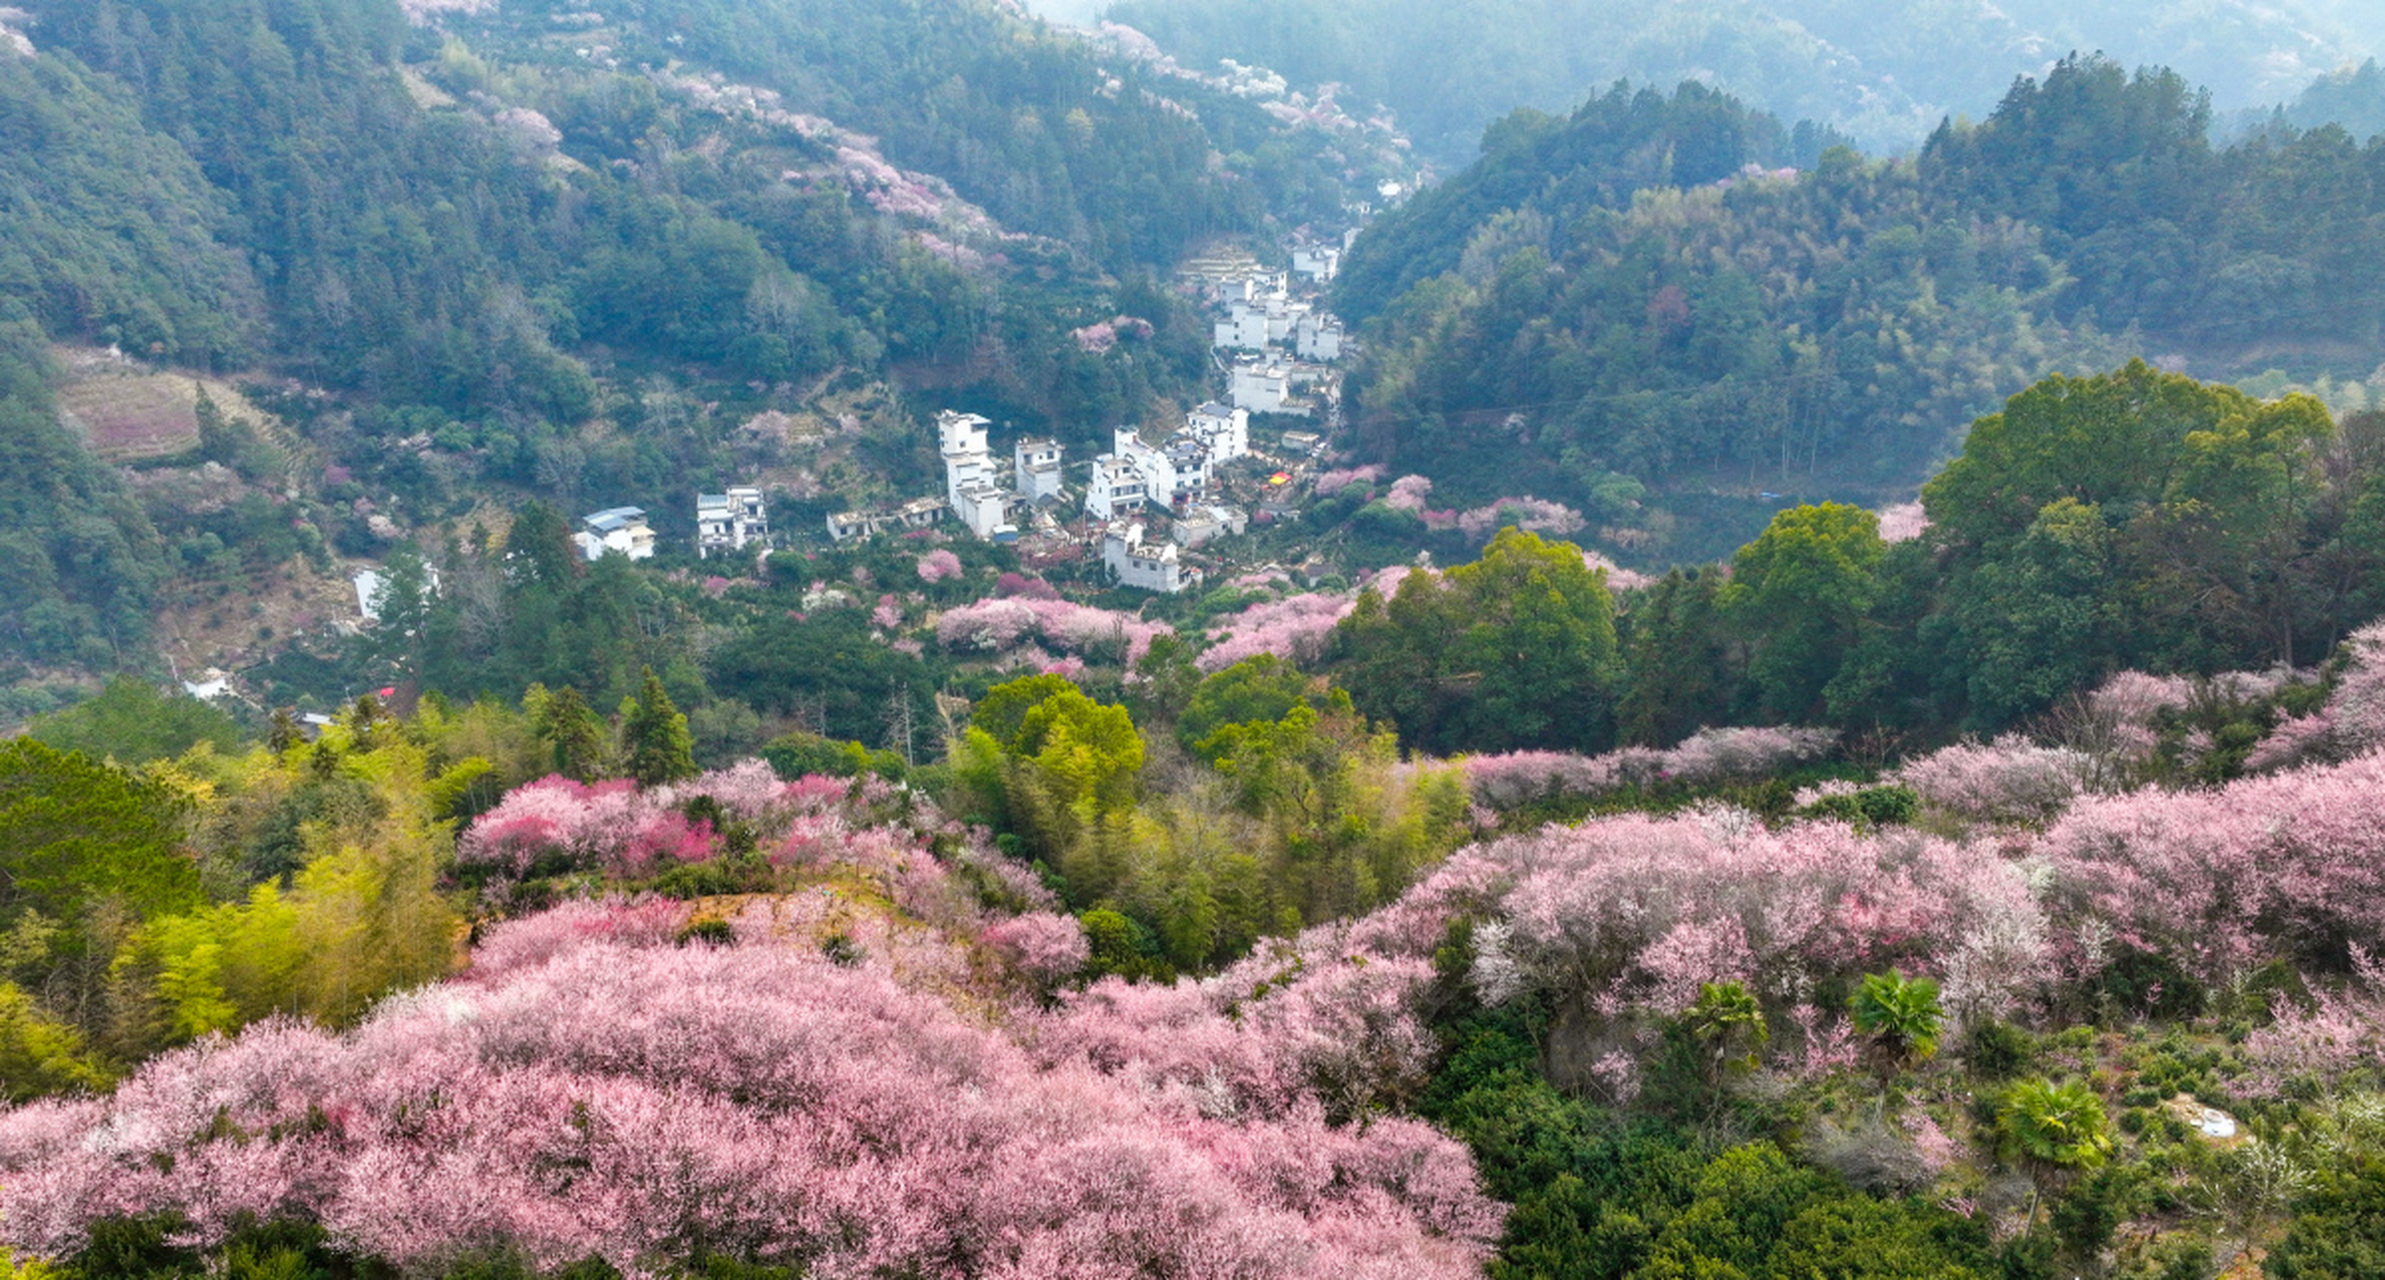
[1097,0,2384,167]
[1334,59,2385,565]
[0,0,1395,701]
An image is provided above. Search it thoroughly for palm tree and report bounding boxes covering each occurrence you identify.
[1850,969,1944,1095]
[1681,980,1769,1087]
[1999,1077,2113,1228]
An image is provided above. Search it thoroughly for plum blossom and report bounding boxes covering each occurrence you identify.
[1456,496,1584,539]
[936,596,1172,664]
[1312,465,1384,497]
[982,912,1091,985]
[1875,501,1930,543]
[1382,474,1433,513]
[1199,593,1355,672]
[0,910,1497,1275]
[1892,736,2097,826]
[1463,726,1836,808]
[916,549,963,583]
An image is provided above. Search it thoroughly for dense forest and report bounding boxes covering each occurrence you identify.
[1335,60,2385,563]
[1101,0,2383,165]
[0,0,1399,689]
[6,357,2385,1277]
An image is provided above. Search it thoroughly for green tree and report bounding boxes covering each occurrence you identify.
[1448,528,1624,750]
[1616,567,1738,747]
[1850,969,1944,1082]
[1177,655,1333,762]
[2268,1157,2385,1280]
[1999,1078,2113,1226]
[533,685,609,782]
[1677,980,1768,1088]
[1728,503,1887,722]
[621,668,695,786]
[0,981,106,1102]
[27,678,241,765]
[1332,528,1621,753]
[0,739,199,949]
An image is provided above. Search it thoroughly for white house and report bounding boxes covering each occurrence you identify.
[353,563,443,621]
[938,410,995,505]
[1264,301,1306,345]
[352,568,388,620]
[953,478,1016,541]
[938,409,1024,541]
[1113,428,1183,503]
[181,669,232,701]
[1292,243,1340,282]
[1103,522,1198,594]
[1014,438,1065,505]
[826,496,945,543]
[1164,436,1211,499]
[697,486,768,558]
[1212,300,1270,351]
[1294,313,1344,363]
[1230,361,1292,414]
[575,508,655,561]
[1170,504,1248,548]
[1186,401,1250,464]
[1085,455,1149,521]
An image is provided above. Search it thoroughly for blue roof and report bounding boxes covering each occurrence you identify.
[584,506,647,532]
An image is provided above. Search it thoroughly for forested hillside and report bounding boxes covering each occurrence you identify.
[8,361,2385,1277]
[1337,61,2385,563]
[0,0,1389,694]
[1102,0,2381,166]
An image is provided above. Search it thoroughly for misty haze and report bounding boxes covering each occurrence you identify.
[2,1,2385,1276]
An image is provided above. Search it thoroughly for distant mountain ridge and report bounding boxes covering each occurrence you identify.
[0,0,1389,691]
[1096,0,2383,166]
[1334,58,2385,565]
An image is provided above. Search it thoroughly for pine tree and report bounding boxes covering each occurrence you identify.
[622,668,694,786]
[535,685,608,782]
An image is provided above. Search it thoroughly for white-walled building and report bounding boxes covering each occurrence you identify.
[954,478,1016,541]
[938,409,1020,540]
[1185,401,1250,464]
[1291,243,1340,282]
[938,410,995,505]
[697,486,768,557]
[1085,454,1149,521]
[826,497,944,543]
[1230,361,1292,414]
[1014,438,1065,505]
[1113,428,1183,505]
[575,507,656,561]
[1293,313,1344,363]
[1103,521,1199,594]
[1212,300,1271,351]
[1264,302,1305,345]
[1171,504,1249,548]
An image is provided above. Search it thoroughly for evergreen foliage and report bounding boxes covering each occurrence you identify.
[621,668,695,787]
[1337,58,2385,561]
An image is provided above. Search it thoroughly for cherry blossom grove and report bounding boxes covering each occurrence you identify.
[1462,725,1838,807]
[0,903,1497,1277]
[935,596,1172,664]
[0,783,1499,1276]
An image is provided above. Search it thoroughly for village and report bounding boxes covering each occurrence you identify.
[522,235,1354,597]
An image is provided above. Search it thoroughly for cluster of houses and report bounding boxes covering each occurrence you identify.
[550,487,773,566]
[822,402,1265,594]
[1200,240,1349,418]
[540,234,1355,595]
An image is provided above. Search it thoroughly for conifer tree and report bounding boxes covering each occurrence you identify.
[535,685,608,783]
[622,668,695,786]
